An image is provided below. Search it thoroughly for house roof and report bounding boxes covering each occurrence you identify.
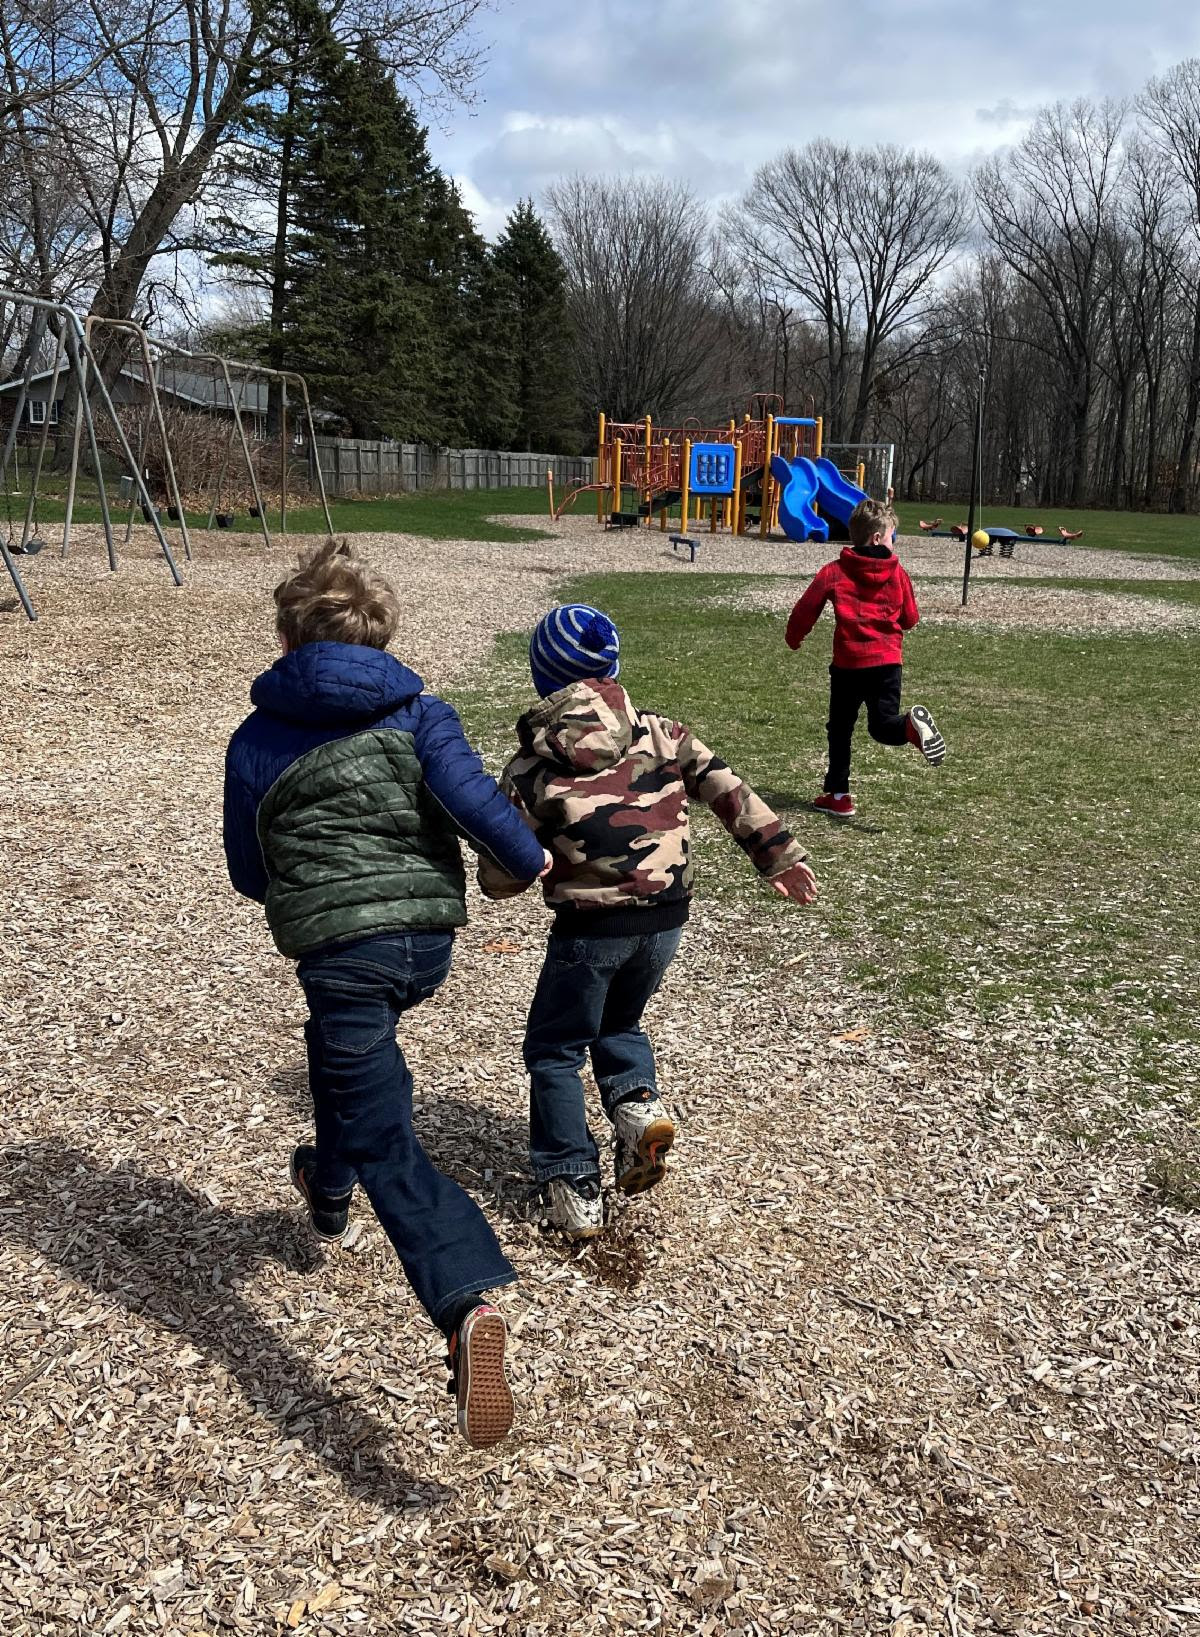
[0,360,271,415]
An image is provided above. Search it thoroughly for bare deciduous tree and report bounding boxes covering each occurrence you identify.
[1,0,488,359]
[1141,59,1200,511]
[546,175,723,423]
[726,140,965,441]
[976,99,1127,505]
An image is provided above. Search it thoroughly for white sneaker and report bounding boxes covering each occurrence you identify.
[544,1177,604,1240]
[612,1093,675,1195]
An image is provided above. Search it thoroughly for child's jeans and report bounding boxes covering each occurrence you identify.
[825,662,908,791]
[522,925,684,1183]
[296,931,515,1330]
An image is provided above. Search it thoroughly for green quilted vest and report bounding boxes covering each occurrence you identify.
[257,729,467,957]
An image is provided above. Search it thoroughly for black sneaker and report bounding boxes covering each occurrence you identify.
[445,1303,515,1448]
[288,1146,352,1243]
[906,705,947,767]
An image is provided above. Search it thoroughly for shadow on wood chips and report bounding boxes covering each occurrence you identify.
[2,1141,451,1511]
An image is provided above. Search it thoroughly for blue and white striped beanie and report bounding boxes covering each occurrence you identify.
[529,603,621,699]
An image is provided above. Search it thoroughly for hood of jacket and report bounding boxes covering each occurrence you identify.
[250,641,424,729]
[838,544,903,587]
[517,676,635,772]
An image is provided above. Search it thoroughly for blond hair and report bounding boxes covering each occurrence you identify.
[274,538,401,651]
[847,497,897,548]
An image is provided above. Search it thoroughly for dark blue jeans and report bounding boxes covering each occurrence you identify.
[296,931,515,1329]
[522,926,684,1182]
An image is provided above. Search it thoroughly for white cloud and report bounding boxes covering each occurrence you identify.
[452,174,511,240]
[433,0,1200,234]
[471,111,744,198]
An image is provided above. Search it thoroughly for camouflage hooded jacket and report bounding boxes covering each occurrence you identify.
[478,678,806,935]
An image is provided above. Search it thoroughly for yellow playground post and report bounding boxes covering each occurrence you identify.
[732,436,744,536]
[660,438,670,530]
[613,438,623,514]
[760,413,775,537]
[596,412,606,521]
[643,415,652,526]
[680,438,691,532]
[815,415,824,458]
[723,419,735,529]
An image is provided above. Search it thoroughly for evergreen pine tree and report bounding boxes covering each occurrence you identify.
[460,246,521,448]
[490,200,579,452]
[419,171,517,448]
[285,44,456,439]
[205,0,340,429]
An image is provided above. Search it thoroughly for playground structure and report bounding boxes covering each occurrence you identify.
[0,296,332,621]
[552,397,883,546]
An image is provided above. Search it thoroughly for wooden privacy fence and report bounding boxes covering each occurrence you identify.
[311,439,596,496]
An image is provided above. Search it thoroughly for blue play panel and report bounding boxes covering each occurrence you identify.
[689,443,735,495]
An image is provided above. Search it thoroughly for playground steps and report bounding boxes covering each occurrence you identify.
[638,488,682,518]
[609,487,683,527]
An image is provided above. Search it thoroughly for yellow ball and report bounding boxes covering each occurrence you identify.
[971,529,991,551]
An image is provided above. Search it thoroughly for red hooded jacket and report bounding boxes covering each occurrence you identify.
[785,546,920,668]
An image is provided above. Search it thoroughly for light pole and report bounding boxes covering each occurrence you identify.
[962,368,985,607]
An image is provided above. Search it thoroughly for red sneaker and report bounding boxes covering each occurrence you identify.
[813,792,855,819]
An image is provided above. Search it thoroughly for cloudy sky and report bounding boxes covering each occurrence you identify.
[431,0,1200,238]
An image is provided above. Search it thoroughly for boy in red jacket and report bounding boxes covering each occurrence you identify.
[786,497,946,818]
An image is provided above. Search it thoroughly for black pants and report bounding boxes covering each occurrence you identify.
[825,663,908,792]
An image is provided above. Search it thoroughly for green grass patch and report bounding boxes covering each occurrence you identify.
[893,500,1200,560]
[1145,1150,1200,1211]
[459,571,1199,1110]
[2,481,582,544]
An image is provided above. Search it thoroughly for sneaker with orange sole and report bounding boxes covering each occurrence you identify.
[612,1092,675,1194]
[446,1303,514,1449]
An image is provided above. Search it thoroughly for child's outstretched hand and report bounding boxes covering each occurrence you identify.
[770,861,818,905]
[538,849,554,879]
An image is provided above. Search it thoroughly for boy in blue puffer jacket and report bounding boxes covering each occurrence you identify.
[223,539,549,1449]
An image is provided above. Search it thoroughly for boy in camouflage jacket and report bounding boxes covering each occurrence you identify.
[479,604,817,1240]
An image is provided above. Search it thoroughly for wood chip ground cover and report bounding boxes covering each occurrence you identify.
[717,579,1200,636]
[1,525,1197,1636]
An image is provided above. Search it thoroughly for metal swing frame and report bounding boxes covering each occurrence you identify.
[0,289,183,622]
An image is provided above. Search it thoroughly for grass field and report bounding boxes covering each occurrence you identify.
[459,571,1200,1131]
[3,479,592,543]
[891,498,1200,558]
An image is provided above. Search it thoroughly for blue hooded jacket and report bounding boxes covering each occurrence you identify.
[223,642,544,954]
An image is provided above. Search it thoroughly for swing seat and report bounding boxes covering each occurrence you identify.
[215,512,233,529]
[22,536,44,555]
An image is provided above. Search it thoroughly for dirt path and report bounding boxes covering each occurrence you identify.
[1,528,1196,1636]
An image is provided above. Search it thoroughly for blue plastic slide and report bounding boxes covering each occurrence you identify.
[769,454,829,543]
[812,457,867,527]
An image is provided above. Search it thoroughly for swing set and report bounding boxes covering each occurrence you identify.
[0,293,333,621]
